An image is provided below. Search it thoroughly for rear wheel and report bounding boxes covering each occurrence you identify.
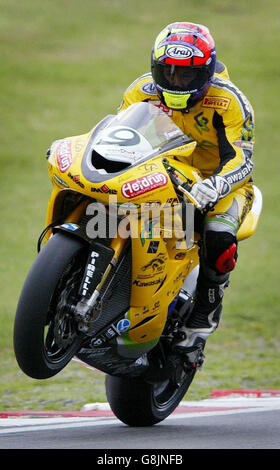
[105,368,196,426]
[14,232,87,379]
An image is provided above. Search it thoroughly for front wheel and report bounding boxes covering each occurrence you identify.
[105,369,196,426]
[14,232,87,379]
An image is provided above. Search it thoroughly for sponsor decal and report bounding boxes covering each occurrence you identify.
[68,172,84,188]
[225,159,253,186]
[233,140,254,151]
[61,223,79,231]
[147,241,159,253]
[104,327,117,340]
[91,184,117,195]
[91,338,104,347]
[83,346,111,356]
[219,179,231,197]
[116,319,130,334]
[141,253,167,274]
[152,300,160,311]
[53,174,69,188]
[74,137,87,153]
[208,288,216,304]
[112,202,141,211]
[142,200,161,208]
[133,278,162,287]
[81,251,99,297]
[56,139,72,173]
[166,45,203,59]
[140,220,154,246]
[173,271,185,284]
[137,253,167,279]
[151,100,173,116]
[164,128,182,140]
[164,197,180,207]
[121,172,168,199]
[141,305,150,315]
[91,324,119,345]
[194,112,209,134]
[97,127,140,147]
[241,118,255,141]
[175,252,186,260]
[138,163,158,172]
[205,213,239,232]
[141,82,157,95]
[202,96,231,110]
[90,315,131,347]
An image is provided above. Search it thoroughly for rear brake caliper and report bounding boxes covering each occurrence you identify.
[181,346,205,371]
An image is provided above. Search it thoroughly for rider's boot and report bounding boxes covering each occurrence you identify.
[174,268,230,369]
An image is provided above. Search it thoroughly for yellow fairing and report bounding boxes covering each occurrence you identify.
[46,133,202,356]
[46,131,261,357]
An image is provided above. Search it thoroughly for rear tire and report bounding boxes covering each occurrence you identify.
[105,369,195,426]
[14,232,87,379]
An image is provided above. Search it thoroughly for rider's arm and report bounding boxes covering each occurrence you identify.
[190,87,255,209]
[118,74,158,112]
[118,89,135,112]
[212,88,255,191]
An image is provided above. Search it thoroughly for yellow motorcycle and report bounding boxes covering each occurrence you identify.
[13,102,262,426]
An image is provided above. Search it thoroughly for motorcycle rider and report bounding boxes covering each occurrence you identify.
[118,22,255,366]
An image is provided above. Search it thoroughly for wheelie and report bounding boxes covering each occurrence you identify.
[14,22,262,426]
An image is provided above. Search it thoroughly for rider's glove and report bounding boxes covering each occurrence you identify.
[190,175,231,210]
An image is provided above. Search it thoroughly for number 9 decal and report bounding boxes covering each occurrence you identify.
[97,127,141,147]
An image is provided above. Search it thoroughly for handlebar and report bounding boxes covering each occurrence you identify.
[163,160,204,211]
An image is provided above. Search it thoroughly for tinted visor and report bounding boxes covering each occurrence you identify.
[153,63,209,93]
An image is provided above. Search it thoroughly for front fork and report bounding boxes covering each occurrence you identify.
[74,234,127,333]
[47,195,128,333]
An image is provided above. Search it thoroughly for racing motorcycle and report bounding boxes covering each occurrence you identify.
[13,102,262,426]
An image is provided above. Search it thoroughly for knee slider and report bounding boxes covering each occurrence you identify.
[204,230,238,274]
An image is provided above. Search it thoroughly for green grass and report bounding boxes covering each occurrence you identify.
[1,0,280,411]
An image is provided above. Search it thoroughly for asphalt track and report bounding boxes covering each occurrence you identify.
[1,394,280,451]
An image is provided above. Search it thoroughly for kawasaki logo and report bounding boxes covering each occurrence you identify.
[121,172,168,199]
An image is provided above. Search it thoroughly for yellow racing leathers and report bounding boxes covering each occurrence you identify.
[118,62,255,342]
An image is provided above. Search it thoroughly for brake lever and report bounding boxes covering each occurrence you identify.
[177,183,203,211]
[165,164,205,212]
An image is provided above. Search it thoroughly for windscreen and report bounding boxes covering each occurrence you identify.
[92,101,184,165]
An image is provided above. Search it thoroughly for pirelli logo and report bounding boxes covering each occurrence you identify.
[202,96,231,110]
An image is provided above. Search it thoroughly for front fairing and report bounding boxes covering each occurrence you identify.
[46,103,201,355]
[47,102,199,204]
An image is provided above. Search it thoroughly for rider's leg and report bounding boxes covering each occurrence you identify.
[175,183,254,360]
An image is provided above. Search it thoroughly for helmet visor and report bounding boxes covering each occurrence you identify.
[153,63,209,93]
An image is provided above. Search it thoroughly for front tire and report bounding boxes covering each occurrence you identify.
[14,232,87,379]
